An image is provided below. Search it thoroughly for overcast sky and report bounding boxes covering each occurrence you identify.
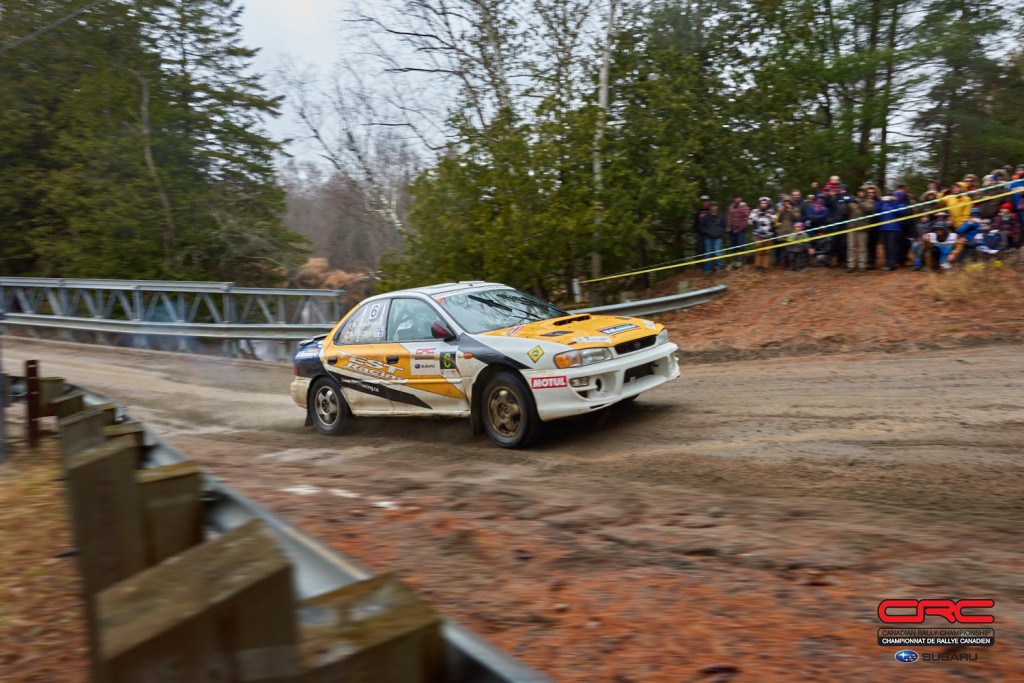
[239,0,353,160]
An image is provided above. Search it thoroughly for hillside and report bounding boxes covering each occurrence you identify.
[660,258,1024,363]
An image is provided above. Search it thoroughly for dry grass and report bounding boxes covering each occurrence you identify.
[0,433,87,683]
[924,257,1024,303]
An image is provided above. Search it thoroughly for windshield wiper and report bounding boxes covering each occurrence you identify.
[504,294,568,317]
[468,294,535,321]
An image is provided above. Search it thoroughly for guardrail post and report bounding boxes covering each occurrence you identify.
[0,315,6,463]
[51,392,85,420]
[300,574,445,682]
[59,408,110,460]
[25,360,40,448]
[97,520,301,683]
[65,435,148,681]
[104,421,146,449]
[38,377,65,416]
[135,460,203,565]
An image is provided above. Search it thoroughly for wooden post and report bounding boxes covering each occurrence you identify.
[58,409,110,461]
[65,436,147,682]
[51,391,85,420]
[97,520,301,683]
[136,460,204,565]
[300,574,445,683]
[88,401,119,426]
[26,360,40,448]
[105,422,146,450]
[38,377,65,416]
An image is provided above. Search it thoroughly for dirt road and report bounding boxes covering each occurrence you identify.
[3,337,1022,682]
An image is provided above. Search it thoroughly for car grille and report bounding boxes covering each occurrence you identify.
[614,334,656,356]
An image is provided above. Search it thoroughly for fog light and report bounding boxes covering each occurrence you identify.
[570,377,589,388]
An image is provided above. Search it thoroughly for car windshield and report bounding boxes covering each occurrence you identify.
[434,287,568,334]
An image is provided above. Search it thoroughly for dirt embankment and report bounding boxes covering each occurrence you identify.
[658,260,1024,363]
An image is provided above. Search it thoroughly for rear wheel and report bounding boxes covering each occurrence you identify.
[481,371,539,449]
[309,376,349,436]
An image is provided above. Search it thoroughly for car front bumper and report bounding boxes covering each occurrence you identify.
[524,342,680,421]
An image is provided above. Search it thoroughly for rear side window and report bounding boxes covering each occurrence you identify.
[334,299,390,345]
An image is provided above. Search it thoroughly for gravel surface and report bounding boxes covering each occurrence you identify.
[3,333,1021,682]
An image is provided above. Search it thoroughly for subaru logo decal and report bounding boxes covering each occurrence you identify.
[894,650,919,663]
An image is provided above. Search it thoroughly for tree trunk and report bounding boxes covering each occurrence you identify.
[137,75,178,268]
[590,0,619,286]
[877,2,899,185]
[856,0,884,178]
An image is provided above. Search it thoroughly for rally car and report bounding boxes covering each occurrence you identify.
[290,281,680,448]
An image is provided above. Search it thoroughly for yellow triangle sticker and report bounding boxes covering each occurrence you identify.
[527,346,544,363]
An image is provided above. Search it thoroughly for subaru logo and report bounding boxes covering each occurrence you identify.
[895,650,919,663]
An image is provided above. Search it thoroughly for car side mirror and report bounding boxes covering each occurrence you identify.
[431,321,456,341]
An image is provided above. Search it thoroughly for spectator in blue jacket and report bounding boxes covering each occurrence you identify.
[957,208,984,262]
[877,193,905,270]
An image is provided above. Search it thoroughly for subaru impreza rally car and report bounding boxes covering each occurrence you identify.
[290,281,680,448]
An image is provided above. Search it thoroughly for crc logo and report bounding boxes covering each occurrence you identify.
[894,650,919,663]
[531,376,567,389]
[878,599,995,624]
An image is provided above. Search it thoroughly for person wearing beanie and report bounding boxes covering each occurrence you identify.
[695,201,727,272]
[845,185,874,272]
[974,174,1004,220]
[956,209,984,263]
[725,195,751,268]
[877,192,905,270]
[992,202,1021,249]
[785,222,811,271]
[922,222,964,270]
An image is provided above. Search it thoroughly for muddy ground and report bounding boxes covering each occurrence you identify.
[2,328,1021,682]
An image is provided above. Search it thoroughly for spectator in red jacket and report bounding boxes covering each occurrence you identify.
[726,195,751,268]
[992,203,1021,249]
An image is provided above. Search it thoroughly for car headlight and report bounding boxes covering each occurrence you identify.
[657,329,669,345]
[554,347,612,368]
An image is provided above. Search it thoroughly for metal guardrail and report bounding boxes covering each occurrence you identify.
[5,375,550,683]
[4,313,333,341]
[579,284,728,317]
[0,277,343,331]
[0,278,727,347]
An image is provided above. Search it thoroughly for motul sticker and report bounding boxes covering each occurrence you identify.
[531,376,567,389]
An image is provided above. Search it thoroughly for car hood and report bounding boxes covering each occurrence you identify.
[483,314,661,348]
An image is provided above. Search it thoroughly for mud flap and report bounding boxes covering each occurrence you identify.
[469,405,483,436]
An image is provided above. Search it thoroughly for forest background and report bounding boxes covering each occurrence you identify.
[2,0,1023,298]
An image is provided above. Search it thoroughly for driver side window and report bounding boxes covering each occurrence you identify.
[387,298,440,342]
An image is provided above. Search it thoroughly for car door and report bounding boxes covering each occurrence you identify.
[385,297,469,415]
[321,298,401,414]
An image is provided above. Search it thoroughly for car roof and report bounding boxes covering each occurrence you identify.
[371,281,510,300]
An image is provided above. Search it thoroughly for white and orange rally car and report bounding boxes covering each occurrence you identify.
[290,281,680,448]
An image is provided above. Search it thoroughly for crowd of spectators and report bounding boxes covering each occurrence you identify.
[691,164,1024,274]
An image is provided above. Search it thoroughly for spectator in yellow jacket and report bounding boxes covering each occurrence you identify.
[942,182,972,228]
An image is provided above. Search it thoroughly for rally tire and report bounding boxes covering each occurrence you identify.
[309,376,349,436]
[481,371,539,449]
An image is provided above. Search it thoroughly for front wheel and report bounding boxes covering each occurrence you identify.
[309,376,349,436]
[481,371,539,449]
